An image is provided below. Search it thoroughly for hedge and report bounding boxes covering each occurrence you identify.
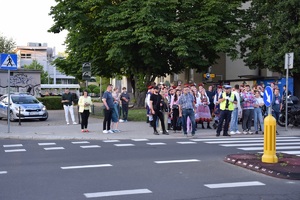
[37,96,63,110]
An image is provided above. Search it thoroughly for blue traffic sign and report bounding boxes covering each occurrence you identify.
[263,86,273,107]
[0,54,18,70]
[206,73,210,79]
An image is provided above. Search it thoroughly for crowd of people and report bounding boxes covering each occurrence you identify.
[145,81,287,137]
[61,80,288,136]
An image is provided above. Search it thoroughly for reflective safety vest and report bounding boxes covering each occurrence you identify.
[220,92,235,111]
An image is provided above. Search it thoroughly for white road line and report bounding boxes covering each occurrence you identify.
[44,147,65,150]
[61,164,112,170]
[131,139,149,141]
[84,189,152,198]
[281,151,300,155]
[239,146,300,151]
[0,171,8,174]
[5,149,26,153]
[206,139,300,144]
[103,140,120,143]
[155,159,200,164]
[114,144,135,147]
[38,143,56,146]
[177,141,197,144]
[222,142,300,147]
[3,144,23,148]
[191,137,299,142]
[80,145,101,148]
[72,141,90,144]
[204,181,265,189]
[147,143,166,146]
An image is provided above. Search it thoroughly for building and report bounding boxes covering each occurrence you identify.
[14,42,76,85]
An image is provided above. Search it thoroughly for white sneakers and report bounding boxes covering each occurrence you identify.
[230,131,236,135]
[103,130,114,133]
[235,130,241,134]
[67,122,77,125]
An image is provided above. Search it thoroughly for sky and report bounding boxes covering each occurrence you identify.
[0,0,67,54]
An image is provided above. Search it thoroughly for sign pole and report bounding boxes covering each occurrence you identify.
[285,64,288,131]
[7,69,11,133]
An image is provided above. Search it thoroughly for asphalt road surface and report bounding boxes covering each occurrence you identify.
[1,137,300,200]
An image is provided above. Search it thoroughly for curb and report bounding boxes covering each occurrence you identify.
[224,153,300,180]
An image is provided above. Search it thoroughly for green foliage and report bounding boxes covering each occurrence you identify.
[240,0,300,74]
[48,0,244,84]
[23,60,49,84]
[37,96,63,110]
[92,86,100,94]
[0,33,16,53]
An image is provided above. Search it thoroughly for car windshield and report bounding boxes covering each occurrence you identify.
[11,95,39,104]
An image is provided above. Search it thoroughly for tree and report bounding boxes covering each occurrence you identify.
[49,0,245,106]
[24,60,49,84]
[0,33,16,53]
[240,0,300,74]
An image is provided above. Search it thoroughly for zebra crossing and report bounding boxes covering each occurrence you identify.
[191,136,300,156]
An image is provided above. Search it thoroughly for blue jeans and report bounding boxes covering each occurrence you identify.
[230,108,238,132]
[182,109,196,135]
[254,107,264,132]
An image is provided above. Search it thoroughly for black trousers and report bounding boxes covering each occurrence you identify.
[80,110,90,129]
[103,108,113,130]
[152,110,166,132]
[216,110,232,135]
[172,109,180,131]
[122,104,129,120]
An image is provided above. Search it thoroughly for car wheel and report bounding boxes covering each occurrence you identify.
[10,112,16,122]
[39,113,48,121]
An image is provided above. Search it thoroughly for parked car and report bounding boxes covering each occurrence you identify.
[0,93,48,121]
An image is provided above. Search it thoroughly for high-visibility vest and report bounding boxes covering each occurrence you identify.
[220,92,235,111]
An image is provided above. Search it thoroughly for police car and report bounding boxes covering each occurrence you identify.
[0,93,48,121]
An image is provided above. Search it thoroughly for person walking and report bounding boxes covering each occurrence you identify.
[78,89,92,132]
[102,84,114,133]
[61,88,77,125]
[120,87,130,122]
[229,84,242,135]
[178,85,196,137]
[216,85,237,137]
[253,90,264,134]
[150,86,168,135]
[272,88,282,135]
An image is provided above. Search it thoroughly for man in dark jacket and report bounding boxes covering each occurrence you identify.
[120,87,130,122]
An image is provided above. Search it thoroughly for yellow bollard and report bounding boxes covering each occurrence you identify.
[262,114,278,163]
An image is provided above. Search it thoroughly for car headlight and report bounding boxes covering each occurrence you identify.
[42,106,47,111]
[15,107,25,112]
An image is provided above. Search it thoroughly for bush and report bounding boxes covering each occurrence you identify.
[38,96,63,110]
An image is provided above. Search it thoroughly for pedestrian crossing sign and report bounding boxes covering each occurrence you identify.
[0,54,18,70]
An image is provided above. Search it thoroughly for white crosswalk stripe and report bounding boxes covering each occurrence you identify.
[200,136,300,156]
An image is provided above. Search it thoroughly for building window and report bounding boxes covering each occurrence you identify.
[21,54,31,59]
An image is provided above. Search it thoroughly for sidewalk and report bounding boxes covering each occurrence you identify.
[0,110,299,140]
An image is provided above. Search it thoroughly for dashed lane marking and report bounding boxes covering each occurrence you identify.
[3,144,23,147]
[61,164,112,170]
[154,159,200,164]
[80,145,101,149]
[131,139,149,141]
[176,141,197,144]
[44,147,65,150]
[146,143,166,146]
[4,149,26,153]
[84,189,152,198]
[222,142,300,147]
[114,144,135,147]
[72,141,90,144]
[0,171,8,174]
[38,143,57,146]
[204,181,265,189]
[103,140,120,143]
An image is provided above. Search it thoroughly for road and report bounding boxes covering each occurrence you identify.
[1,137,299,200]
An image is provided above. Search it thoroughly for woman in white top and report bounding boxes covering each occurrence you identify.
[253,90,264,134]
[78,89,93,132]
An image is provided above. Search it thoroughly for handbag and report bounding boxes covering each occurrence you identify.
[172,104,179,110]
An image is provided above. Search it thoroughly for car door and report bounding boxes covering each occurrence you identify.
[0,96,8,118]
